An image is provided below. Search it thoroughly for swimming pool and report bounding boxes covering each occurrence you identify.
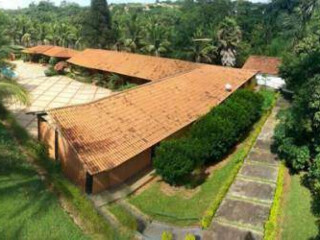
[1,67,18,79]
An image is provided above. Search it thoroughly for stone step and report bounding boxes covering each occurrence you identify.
[227,178,276,204]
[246,148,279,166]
[214,198,270,231]
[239,163,278,183]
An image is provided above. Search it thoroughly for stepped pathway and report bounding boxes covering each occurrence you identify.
[203,97,287,240]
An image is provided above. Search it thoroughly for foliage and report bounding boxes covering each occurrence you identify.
[264,164,285,240]
[0,79,29,105]
[217,17,242,66]
[49,57,58,66]
[185,234,196,240]
[154,90,263,185]
[161,231,173,240]
[108,204,138,231]
[44,66,58,77]
[308,154,320,181]
[0,122,88,240]
[154,139,203,185]
[3,0,315,64]
[82,0,113,48]
[107,73,125,90]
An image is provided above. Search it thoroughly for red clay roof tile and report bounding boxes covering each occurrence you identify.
[43,46,80,58]
[242,55,281,75]
[48,63,257,174]
[67,49,199,81]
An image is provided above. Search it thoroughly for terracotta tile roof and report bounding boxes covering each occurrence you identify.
[242,55,281,75]
[67,49,199,81]
[23,45,54,54]
[43,46,80,59]
[48,65,257,174]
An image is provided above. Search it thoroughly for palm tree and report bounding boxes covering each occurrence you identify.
[0,80,29,105]
[21,33,32,47]
[141,18,171,57]
[188,28,217,63]
[217,17,242,67]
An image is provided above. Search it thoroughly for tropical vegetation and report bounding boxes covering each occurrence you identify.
[2,0,316,67]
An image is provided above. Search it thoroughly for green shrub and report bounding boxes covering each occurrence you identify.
[154,139,204,185]
[162,231,173,240]
[92,73,107,87]
[308,154,320,181]
[49,57,58,66]
[185,233,196,240]
[264,164,285,240]
[108,73,125,90]
[154,89,264,185]
[44,67,58,77]
[273,122,311,171]
[118,83,138,91]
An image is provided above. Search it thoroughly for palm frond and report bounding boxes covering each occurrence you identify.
[0,80,30,105]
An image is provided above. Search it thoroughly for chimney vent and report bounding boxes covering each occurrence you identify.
[225,83,232,92]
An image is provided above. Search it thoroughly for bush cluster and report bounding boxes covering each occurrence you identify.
[161,231,173,240]
[44,66,58,77]
[154,89,264,185]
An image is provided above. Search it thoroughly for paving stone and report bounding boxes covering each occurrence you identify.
[204,222,262,240]
[8,60,112,135]
[215,198,269,230]
[247,149,279,165]
[228,179,275,203]
[253,139,272,151]
[240,163,278,182]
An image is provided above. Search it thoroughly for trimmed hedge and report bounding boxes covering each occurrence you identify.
[264,164,285,240]
[154,89,264,185]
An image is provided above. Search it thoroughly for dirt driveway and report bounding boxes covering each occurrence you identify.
[7,61,111,136]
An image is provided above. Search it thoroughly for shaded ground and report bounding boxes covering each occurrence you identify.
[278,173,319,240]
[7,61,111,135]
[0,122,88,239]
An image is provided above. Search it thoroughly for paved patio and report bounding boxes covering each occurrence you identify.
[6,61,111,136]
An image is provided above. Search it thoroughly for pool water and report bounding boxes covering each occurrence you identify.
[1,67,18,79]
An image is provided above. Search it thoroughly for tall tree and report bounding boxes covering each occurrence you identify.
[217,17,242,67]
[0,11,29,106]
[82,0,113,48]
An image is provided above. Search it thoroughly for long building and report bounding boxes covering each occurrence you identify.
[37,49,257,194]
[67,49,199,84]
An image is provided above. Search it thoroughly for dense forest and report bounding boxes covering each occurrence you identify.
[0,0,318,67]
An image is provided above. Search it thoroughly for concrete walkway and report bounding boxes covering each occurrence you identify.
[203,98,286,240]
[6,61,111,136]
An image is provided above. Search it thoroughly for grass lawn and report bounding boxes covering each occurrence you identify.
[0,107,132,240]
[0,122,88,240]
[108,204,139,231]
[279,172,319,240]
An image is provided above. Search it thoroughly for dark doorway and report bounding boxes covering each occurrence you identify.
[85,172,93,194]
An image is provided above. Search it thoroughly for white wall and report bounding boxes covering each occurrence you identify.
[256,74,285,89]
